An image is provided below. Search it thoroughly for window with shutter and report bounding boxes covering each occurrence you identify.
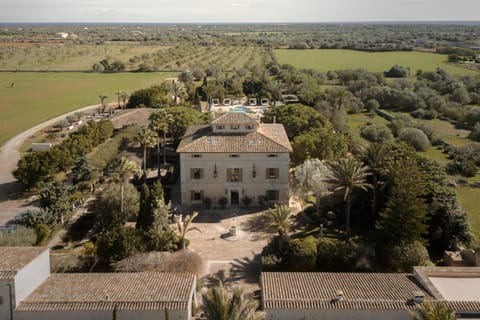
[191,168,203,179]
[266,168,279,179]
[191,190,203,201]
[227,168,242,182]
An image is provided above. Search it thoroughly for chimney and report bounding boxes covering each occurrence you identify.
[412,291,425,303]
[335,290,344,302]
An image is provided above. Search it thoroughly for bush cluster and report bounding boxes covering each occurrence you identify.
[14,120,114,189]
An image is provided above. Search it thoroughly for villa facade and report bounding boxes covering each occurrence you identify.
[176,112,292,207]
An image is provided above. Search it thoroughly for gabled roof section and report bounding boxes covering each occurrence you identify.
[262,272,434,310]
[0,247,47,274]
[211,112,259,125]
[17,273,196,311]
[176,123,292,153]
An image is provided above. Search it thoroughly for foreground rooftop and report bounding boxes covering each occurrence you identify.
[17,272,196,312]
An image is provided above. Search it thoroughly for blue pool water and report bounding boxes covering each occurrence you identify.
[230,106,249,113]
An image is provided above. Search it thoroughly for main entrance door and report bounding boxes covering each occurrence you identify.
[230,190,239,206]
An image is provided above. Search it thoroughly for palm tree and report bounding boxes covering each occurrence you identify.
[325,157,372,238]
[120,92,129,109]
[267,204,292,252]
[362,143,389,218]
[202,285,258,320]
[410,302,457,320]
[149,109,174,174]
[176,211,201,249]
[135,127,156,175]
[116,157,139,219]
[99,94,108,113]
[115,91,123,109]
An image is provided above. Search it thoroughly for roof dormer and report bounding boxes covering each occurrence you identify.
[211,112,259,133]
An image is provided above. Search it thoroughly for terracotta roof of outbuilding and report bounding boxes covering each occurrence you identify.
[211,112,259,125]
[17,273,196,312]
[176,123,292,153]
[0,247,46,275]
[262,272,434,310]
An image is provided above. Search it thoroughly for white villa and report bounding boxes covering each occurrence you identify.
[176,112,292,208]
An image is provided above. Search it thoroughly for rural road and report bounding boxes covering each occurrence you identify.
[0,104,104,226]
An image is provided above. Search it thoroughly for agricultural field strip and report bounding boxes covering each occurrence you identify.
[275,49,478,75]
[0,44,164,71]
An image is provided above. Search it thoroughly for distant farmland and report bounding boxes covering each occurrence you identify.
[275,49,478,75]
[0,72,175,146]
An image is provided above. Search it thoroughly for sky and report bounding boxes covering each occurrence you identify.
[0,0,479,23]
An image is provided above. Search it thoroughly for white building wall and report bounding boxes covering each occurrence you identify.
[15,309,189,320]
[179,152,290,207]
[265,309,409,320]
[14,249,50,308]
[0,279,14,320]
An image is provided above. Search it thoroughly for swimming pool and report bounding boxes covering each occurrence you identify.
[229,106,249,113]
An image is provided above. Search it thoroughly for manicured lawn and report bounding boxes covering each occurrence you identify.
[0,72,175,146]
[275,49,477,75]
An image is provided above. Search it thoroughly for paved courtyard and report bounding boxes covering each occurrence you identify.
[186,208,273,293]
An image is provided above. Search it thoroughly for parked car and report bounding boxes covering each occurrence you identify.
[13,211,29,224]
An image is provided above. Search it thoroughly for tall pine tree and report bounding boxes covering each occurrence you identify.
[376,152,428,245]
[136,181,165,231]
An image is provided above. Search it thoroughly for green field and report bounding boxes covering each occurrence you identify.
[0,72,175,146]
[457,186,480,245]
[275,49,478,75]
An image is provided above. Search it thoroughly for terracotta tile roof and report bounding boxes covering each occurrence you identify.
[0,271,17,280]
[211,112,259,125]
[17,273,196,312]
[262,272,434,310]
[176,124,292,153]
[0,247,46,272]
[441,300,480,313]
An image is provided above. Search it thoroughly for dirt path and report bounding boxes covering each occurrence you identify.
[0,104,103,226]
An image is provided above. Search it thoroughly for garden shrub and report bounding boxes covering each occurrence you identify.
[203,197,212,209]
[218,197,228,209]
[241,195,252,207]
[286,236,318,271]
[387,240,432,272]
[317,237,358,272]
[399,127,431,151]
[261,254,283,271]
[0,227,36,246]
[35,224,50,245]
[360,124,394,143]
